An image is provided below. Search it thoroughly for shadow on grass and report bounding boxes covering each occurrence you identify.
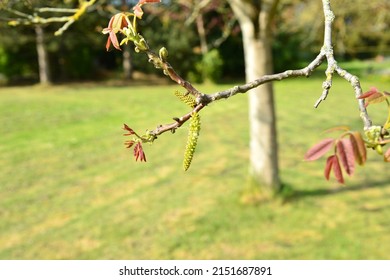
[281,178,390,203]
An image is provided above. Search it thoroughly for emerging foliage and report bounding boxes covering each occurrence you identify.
[305,127,367,184]
[305,87,390,183]
[123,124,155,162]
[304,138,334,161]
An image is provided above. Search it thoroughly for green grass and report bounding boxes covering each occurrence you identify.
[0,74,390,259]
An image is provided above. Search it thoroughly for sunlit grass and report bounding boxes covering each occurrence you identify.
[0,75,389,259]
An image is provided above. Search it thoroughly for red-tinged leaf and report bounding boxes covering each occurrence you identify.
[133,5,144,18]
[123,124,135,135]
[324,155,335,181]
[109,31,121,50]
[336,138,355,176]
[349,132,367,165]
[384,148,390,162]
[324,155,344,183]
[134,0,161,18]
[332,155,344,184]
[358,87,379,99]
[125,140,135,149]
[304,138,335,161]
[133,142,146,162]
[359,87,387,107]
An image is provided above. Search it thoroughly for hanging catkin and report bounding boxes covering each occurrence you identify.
[183,112,201,171]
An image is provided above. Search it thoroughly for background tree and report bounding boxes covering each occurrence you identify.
[227,0,281,192]
[279,0,390,59]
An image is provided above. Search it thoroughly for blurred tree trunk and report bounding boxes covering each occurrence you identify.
[228,0,281,192]
[35,25,51,84]
[122,44,133,80]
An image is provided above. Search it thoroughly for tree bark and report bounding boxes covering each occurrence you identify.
[35,25,51,84]
[228,0,281,191]
[122,44,133,80]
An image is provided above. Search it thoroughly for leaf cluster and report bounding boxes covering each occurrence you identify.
[305,129,367,184]
[305,87,390,183]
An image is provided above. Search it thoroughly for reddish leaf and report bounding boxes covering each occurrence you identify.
[358,87,387,107]
[304,138,335,161]
[123,124,135,135]
[125,140,135,149]
[324,155,344,184]
[336,138,355,176]
[134,142,147,162]
[349,132,367,165]
[358,87,379,99]
[102,13,128,51]
[384,148,390,162]
[324,155,334,181]
[332,155,344,184]
[133,5,144,18]
[134,0,161,18]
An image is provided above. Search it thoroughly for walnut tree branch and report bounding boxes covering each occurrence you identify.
[142,0,374,140]
[314,0,372,130]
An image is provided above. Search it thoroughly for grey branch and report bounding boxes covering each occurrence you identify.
[149,0,373,138]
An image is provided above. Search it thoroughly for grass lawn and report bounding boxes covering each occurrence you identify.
[0,71,390,259]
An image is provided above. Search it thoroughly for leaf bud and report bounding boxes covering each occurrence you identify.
[159,47,168,62]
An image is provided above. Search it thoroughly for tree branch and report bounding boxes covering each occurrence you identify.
[5,0,97,36]
[314,0,372,129]
[142,0,374,139]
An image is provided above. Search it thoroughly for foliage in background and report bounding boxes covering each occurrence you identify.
[2,0,388,84]
[278,0,390,59]
[305,88,390,183]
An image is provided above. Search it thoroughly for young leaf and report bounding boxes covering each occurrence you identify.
[123,124,136,135]
[324,155,334,181]
[324,155,344,184]
[358,87,387,107]
[336,138,355,176]
[125,140,135,149]
[304,138,335,161]
[134,142,147,162]
[349,131,367,165]
[332,155,344,184]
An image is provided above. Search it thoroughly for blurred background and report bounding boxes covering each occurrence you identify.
[0,0,390,259]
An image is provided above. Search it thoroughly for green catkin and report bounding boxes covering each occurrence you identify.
[183,112,201,171]
[174,90,196,108]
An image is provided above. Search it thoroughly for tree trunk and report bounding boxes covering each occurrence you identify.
[35,25,51,84]
[122,44,133,80]
[228,0,281,192]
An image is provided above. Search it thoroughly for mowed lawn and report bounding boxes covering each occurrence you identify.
[1,75,390,259]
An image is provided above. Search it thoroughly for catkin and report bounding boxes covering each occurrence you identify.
[183,112,201,171]
[174,90,196,108]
